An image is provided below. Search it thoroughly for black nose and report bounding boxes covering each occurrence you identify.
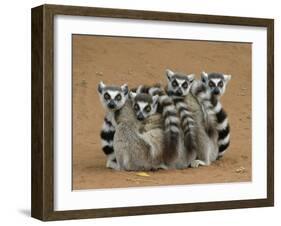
[213,88,220,95]
[108,101,116,109]
[176,89,183,96]
[137,113,145,121]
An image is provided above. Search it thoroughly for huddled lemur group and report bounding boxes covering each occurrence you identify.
[98,69,231,171]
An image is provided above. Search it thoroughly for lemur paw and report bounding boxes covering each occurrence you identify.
[106,160,119,170]
[191,160,206,168]
[158,164,168,170]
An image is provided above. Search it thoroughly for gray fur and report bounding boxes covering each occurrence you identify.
[132,84,181,164]
[185,93,219,166]
[191,79,218,134]
[113,96,195,171]
[113,100,167,171]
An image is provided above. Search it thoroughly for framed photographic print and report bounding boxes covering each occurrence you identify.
[31,4,274,221]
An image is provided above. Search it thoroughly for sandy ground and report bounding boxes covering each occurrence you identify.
[72,35,252,190]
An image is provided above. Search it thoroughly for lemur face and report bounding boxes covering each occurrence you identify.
[129,92,158,121]
[98,81,128,111]
[201,72,231,97]
[166,69,195,97]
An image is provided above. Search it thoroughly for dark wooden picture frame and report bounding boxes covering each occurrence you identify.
[31,4,274,221]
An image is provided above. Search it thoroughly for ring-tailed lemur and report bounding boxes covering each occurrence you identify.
[165,69,219,167]
[165,69,197,157]
[199,71,231,158]
[132,84,181,164]
[129,92,159,121]
[114,92,167,171]
[97,81,128,169]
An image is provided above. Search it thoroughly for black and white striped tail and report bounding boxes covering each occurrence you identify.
[158,95,181,163]
[174,98,197,154]
[134,83,162,96]
[100,117,118,168]
[133,84,180,163]
[213,102,230,157]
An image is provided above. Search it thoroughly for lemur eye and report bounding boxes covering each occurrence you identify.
[115,94,122,101]
[182,82,188,89]
[104,93,110,100]
[208,81,215,88]
[218,81,224,88]
[134,104,139,111]
[172,80,178,88]
[145,105,151,113]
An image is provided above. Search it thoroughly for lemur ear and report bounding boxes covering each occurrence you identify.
[201,71,208,84]
[98,81,106,94]
[121,84,129,95]
[166,69,175,81]
[187,74,195,82]
[136,85,143,94]
[129,91,137,100]
[152,95,159,107]
[223,74,232,84]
